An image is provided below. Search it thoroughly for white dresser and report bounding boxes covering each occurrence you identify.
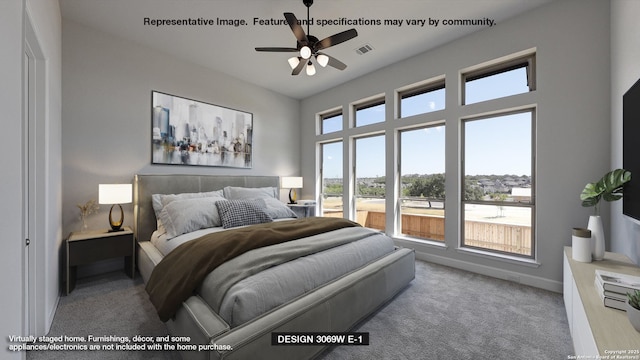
[563,247,640,355]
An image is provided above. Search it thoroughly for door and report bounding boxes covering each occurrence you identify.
[23,13,45,336]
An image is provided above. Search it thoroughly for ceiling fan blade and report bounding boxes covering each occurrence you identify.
[318,52,347,70]
[315,29,358,51]
[255,47,299,52]
[284,12,308,44]
[291,58,306,75]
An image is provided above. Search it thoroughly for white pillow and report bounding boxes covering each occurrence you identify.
[158,196,226,239]
[152,190,223,220]
[222,186,278,200]
[215,199,273,229]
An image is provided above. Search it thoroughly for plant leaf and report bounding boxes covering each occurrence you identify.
[580,169,631,206]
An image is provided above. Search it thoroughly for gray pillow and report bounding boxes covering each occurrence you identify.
[151,190,224,220]
[215,199,273,229]
[262,197,298,219]
[158,196,225,239]
[222,186,278,200]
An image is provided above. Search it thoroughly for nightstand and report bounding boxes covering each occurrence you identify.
[65,227,135,295]
[287,204,316,218]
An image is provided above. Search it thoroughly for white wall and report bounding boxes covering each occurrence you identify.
[25,0,63,337]
[0,1,27,357]
[0,0,62,356]
[300,0,611,291]
[610,0,640,263]
[62,20,301,236]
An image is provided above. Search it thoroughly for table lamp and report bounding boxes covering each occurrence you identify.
[98,183,132,232]
[281,177,303,204]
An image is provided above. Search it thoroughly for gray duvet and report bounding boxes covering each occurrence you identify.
[196,226,395,327]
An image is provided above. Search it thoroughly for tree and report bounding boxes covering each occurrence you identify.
[406,174,445,199]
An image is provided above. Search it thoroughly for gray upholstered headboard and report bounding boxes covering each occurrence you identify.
[133,174,279,242]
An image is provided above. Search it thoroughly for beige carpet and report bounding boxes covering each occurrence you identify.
[26,260,573,360]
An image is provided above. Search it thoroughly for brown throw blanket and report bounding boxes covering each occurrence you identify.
[146,217,360,322]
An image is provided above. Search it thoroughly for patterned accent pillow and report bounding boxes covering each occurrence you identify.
[215,199,273,229]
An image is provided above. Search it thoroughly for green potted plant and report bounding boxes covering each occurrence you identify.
[627,290,640,332]
[579,169,631,260]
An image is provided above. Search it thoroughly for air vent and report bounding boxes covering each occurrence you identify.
[355,44,374,55]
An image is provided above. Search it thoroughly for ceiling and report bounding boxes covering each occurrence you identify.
[59,0,555,99]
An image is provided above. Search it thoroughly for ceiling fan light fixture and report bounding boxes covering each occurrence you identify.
[287,57,300,69]
[306,61,316,76]
[316,54,329,67]
[300,46,312,59]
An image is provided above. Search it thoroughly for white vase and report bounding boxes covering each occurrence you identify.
[587,215,605,261]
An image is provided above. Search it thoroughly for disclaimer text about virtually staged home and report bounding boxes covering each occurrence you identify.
[142,16,496,28]
[6,332,369,352]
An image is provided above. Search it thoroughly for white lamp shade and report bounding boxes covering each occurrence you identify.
[306,62,316,76]
[316,54,329,67]
[98,184,132,204]
[281,177,303,189]
[287,57,300,70]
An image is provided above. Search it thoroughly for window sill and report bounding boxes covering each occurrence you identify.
[455,247,540,268]
[392,235,448,250]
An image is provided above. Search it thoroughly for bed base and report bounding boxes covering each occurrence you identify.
[138,242,414,360]
[133,174,416,360]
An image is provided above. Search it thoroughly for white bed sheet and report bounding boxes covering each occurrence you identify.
[150,218,295,256]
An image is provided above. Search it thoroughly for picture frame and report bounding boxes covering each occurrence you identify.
[151,91,253,168]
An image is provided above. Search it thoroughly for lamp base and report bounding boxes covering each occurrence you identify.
[288,188,298,204]
[108,204,124,232]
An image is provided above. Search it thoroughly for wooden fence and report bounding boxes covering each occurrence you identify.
[323,210,531,255]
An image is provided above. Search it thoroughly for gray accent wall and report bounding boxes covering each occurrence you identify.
[300,0,611,291]
[61,20,301,236]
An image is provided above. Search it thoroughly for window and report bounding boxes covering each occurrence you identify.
[320,141,343,216]
[355,100,385,127]
[320,111,342,134]
[315,50,537,262]
[354,135,386,230]
[461,110,535,257]
[399,83,445,118]
[399,124,446,241]
[462,54,535,105]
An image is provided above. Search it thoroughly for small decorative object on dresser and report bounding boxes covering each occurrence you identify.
[76,199,99,231]
[627,290,640,332]
[580,168,631,260]
[571,227,592,262]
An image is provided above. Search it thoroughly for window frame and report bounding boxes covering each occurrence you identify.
[353,97,386,128]
[352,133,386,229]
[398,80,446,119]
[319,140,344,217]
[461,53,536,105]
[460,108,536,258]
[319,109,343,135]
[397,122,446,242]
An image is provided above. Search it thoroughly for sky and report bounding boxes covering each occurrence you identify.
[321,67,532,178]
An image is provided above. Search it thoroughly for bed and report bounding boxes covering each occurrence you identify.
[134,174,415,360]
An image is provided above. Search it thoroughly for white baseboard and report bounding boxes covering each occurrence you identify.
[413,249,563,293]
[45,292,60,335]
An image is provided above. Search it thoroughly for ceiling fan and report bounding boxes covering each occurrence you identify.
[255,0,358,76]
